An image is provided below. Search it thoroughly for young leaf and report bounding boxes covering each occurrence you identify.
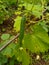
[14,16,22,32]
[1,34,10,40]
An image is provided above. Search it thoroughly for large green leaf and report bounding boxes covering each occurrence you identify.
[24,24,49,53]
[24,34,49,53]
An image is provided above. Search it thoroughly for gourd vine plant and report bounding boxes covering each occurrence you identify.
[0,0,49,65]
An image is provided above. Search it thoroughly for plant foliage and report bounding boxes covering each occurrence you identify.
[0,0,49,65]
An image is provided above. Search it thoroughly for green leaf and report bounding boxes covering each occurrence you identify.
[15,48,30,65]
[1,34,10,40]
[21,50,30,65]
[24,24,49,53]
[32,24,49,44]
[24,3,33,10]
[1,42,16,57]
[38,21,48,32]
[24,34,49,53]
[32,5,42,17]
[14,16,22,32]
[0,53,7,65]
